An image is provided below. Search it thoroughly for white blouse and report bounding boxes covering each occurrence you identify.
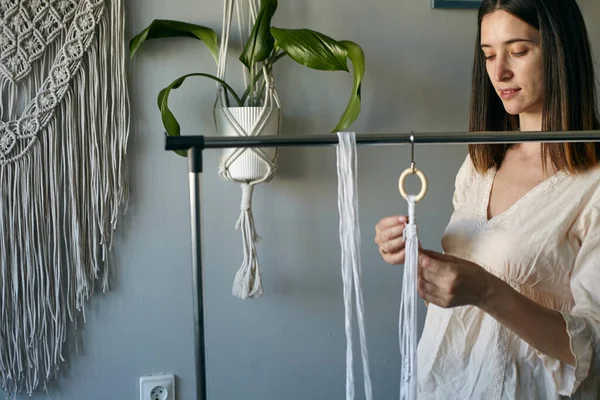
[417,154,600,399]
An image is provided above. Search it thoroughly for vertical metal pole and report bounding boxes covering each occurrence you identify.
[188,146,207,400]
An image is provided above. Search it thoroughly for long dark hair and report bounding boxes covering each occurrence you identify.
[468,0,600,173]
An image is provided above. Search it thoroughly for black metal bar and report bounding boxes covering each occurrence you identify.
[166,130,600,151]
[188,147,207,400]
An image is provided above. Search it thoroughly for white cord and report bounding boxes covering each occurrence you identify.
[399,196,418,400]
[336,132,373,400]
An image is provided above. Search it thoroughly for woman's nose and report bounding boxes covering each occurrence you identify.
[493,55,513,82]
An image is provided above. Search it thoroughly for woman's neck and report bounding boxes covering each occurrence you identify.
[519,111,542,132]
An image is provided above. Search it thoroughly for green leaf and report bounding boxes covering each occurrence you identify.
[157,87,168,111]
[270,28,365,132]
[130,19,219,63]
[271,28,349,71]
[239,0,278,69]
[331,40,365,132]
[159,73,243,157]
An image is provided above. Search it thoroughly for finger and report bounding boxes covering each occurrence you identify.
[418,274,452,308]
[418,276,442,298]
[418,289,449,309]
[377,224,407,244]
[381,249,406,265]
[379,236,406,255]
[417,277,447,306]
[375,228,405,249]
[420,248,453,262]
[419,263,442,283]
[419,251,452,276]
[376,215,408,233]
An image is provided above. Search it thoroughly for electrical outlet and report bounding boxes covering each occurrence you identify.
[140,374,175,400]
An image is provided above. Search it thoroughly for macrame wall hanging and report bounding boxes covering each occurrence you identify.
[215,0,281,300]
[336,133,427,400]
[0,0,129,396]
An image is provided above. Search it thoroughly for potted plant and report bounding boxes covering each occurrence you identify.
[129,0,365,148]
[130,0,365,299]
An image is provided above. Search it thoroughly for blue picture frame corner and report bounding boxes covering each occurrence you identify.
[431,0,481,9]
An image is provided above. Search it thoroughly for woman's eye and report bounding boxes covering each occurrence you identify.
[512,50,528,57]
[484,55,496,61]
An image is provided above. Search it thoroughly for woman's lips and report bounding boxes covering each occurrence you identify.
[499,88,521,100]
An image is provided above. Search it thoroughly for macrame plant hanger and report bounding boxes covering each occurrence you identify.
[397,135,428,400]
[0,0,129,396]
[215,0,282,299]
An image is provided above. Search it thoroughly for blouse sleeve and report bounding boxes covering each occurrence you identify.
[537,197,600,396]
[452,154,475,211]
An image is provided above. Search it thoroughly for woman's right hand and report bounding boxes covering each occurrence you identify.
[374,216,420,265]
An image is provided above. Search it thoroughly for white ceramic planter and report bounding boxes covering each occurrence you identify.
[217,106,280,182]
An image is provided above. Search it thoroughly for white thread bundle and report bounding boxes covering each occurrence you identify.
[231,183,263,298]
[399,196,418,400]
[336,132,373,400]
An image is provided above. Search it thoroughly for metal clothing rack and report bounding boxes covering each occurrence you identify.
[165,129,600,400]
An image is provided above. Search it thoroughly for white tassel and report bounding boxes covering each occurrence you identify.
[336,132,373,400]
[232,183,264,299]
[399,196,418,400]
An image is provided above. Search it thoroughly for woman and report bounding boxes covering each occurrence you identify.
[375,0,600,398]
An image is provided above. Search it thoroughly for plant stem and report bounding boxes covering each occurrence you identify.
[255,80,267,104]
[240,50,284,105]
[249,65,255,106]
[199,74,243,106]
[269,51,287,67]
[240,71,265,105]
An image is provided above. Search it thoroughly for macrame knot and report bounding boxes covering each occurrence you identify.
[240,182,253,211]
[407,194,416,223]
[403,224,417,240]
[267,75,276,90]
[402,357,412,382]
[232,183,263,299]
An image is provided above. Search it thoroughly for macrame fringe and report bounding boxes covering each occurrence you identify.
[231,183,264,299]
[336,132,373,400]
[399,196,418,400]
[0,0,129,395]
[0,30,63,122]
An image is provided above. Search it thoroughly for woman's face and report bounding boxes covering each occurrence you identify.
[480,10,543,117]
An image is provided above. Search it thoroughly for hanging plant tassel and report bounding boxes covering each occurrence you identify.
[232,183,264,299]
[399,195,418,400]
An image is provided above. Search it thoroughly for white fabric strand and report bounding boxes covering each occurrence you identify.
[231,183,263,298]
[336,132,373,400]
[399,196,418,400]
[0,0,129,395]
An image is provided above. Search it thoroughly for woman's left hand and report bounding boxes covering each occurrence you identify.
[418,249,496,309]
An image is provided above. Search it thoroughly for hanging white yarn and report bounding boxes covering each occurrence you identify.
[231,183,263,298]
[399,195,418,400]
[215,0,281,299]
[397,144,427,400]
[336,132,373,400]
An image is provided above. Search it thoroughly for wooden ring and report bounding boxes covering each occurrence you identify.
[398,167,428,202]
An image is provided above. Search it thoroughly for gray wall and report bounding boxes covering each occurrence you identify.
[11,0,600,399]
